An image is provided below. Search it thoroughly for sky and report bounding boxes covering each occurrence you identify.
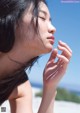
[28,0,80,91]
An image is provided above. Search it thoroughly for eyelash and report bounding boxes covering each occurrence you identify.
[38,16,46,21]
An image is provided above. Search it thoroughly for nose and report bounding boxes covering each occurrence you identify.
[48,23,56,34]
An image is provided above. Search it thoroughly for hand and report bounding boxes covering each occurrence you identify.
[43,40,72,89]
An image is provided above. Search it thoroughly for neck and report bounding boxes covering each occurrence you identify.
[0,43,39,79]
[8,43,39,64]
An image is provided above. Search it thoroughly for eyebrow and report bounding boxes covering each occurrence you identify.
[38,10,52,22]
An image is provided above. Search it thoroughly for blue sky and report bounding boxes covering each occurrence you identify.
[28,0,80,91]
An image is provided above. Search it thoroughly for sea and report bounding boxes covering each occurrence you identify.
[31,82,80,96]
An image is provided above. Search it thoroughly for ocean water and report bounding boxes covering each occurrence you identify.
[31,82,80,96]
[31,82,43,89]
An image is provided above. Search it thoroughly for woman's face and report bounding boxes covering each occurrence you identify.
[17,1,56,55]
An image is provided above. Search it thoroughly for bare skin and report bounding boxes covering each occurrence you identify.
[38,40,72,113]
[0,1,72,113]
[8,40,72,113]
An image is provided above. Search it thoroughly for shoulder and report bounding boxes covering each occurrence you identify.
[8,79,32,100]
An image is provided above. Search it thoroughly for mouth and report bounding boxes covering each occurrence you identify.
[47,36,55,45]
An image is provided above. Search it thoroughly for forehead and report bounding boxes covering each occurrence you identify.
[39,1,50,16]
[21,1,50,23]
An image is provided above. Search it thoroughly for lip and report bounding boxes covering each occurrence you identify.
[47,36,55,44]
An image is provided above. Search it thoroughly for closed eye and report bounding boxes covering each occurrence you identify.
[38,16,46,20]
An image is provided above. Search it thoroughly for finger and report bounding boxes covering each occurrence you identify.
[57,45,72,59]
[48,49,58,63]
[46,61,64,80]
[50,63,64,81]
[57,54,69,64]
[59,40,72,53]
[46,60,64,79]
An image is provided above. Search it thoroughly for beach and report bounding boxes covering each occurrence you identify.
[0,87,80,113]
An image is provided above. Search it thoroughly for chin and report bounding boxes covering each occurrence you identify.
[47,47,53,53]
[43,46,53,54]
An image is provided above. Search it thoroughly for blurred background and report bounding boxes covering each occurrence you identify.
[1,1,80,113]
[27,0,80,97]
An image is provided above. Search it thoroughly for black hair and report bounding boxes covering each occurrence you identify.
[0,0,46,70]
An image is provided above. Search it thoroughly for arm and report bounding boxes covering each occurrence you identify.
[9,41,72,113]
[38,87,57,113]
[9,80,33,113]
[38,40,72,113]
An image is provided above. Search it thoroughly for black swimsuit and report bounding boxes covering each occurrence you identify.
[0,70,28,106]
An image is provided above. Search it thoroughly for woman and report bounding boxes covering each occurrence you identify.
[0,0,72,113]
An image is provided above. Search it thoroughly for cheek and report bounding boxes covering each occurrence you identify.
[38,19,48,33]
[21,22,36,40]
[38,22,48,42]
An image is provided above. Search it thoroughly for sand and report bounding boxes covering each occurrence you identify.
[0,87,80,113]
